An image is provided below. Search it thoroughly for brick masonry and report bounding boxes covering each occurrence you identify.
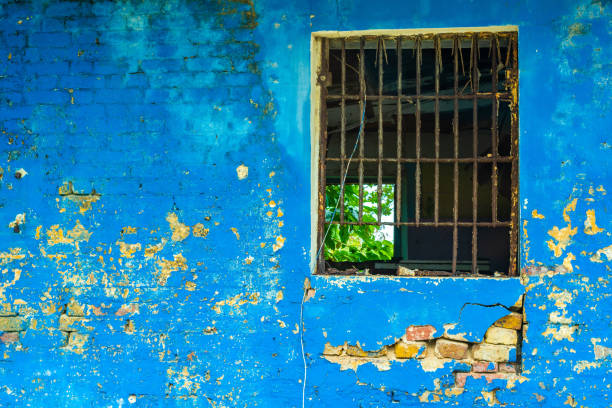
[0,0,611,407]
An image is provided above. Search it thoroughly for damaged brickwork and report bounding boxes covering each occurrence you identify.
[0,0,610,407]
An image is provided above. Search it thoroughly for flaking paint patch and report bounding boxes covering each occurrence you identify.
[156,254,187,286]
[116,241,142,258]
[272,235,285,251]
[583,209,604,235]
[166,213,190,241]
[144,239,167,258]
[589,244,612,263]
[542,325,578,342]
[236,164,248,180]
[212,292,259,314]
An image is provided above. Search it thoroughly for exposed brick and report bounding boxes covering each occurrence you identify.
[0,332,20,344]
[59,314,87,332]
[498,363,518,373]
[455,372,513,388]
[473,344,514,362]
[434,339,468,360]
[394,341,424,359]
[0,317,24,332]
[405,325,436,341]
[346,344,368,357]
[67,332,88,348]
[471,361,497,372]
[494,313,523,330]
[484,327,518,346]
[454,372,468,388]
[66,303,85,317]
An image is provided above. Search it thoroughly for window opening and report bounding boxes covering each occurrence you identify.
[316,30,519,277]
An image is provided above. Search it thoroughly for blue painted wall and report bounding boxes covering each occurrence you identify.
[0,0,610,406]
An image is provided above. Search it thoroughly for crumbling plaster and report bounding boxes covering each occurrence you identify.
[0,0,609,407]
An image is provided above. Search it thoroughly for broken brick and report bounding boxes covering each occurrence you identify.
[394,341,423,359]
[0,332,19,344]
[485,327,518,346]
[434,339,468,360]
[473,343,514,362]
[471,361,497,372]
[405,325,436,341]
[494,313,523,330]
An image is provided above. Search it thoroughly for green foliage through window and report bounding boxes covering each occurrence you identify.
[324,184,394,262]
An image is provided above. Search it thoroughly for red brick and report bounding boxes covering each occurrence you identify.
[454,372,512,388]
[471,361,497,372]
[498,363,518,373]
[0,332,19,344]
[405,325,436,341]
[454,372,468,388]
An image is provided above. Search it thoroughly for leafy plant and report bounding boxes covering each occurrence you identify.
[324,183,394,262]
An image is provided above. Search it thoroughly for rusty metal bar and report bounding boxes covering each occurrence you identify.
[358,38,365,224]
[326,93,511,100]
[452,35,459,275]
[340,39,346,224]
[415,35,422,226]
[509,33,519,276]
[471,34,479,274]
[396,37,403,228]
[377,37,384,225]
[326,156,515,163]
[491,34,498,225]
[329,221,512,227]
[434,35,440,225]
[317,38,330,274]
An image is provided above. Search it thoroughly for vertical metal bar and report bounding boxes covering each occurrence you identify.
[377,37,384,225]
[396,38,403,227]
[434,35,440,225]
[452,35,459,275]
[491,34,498,225]
[415,35,422,226]
[471,34,479,274]
[317,38,330,273]
[340,39,346,224]
[509,33,519,276]
[358,38,365,224]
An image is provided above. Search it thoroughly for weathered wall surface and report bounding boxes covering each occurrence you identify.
[0,0,610,407]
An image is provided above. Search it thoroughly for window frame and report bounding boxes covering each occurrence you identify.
[311,27,519,277]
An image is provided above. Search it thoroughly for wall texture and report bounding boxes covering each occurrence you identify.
[0,0,610,407]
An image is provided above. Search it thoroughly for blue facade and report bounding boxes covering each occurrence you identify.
[0,0,610,406]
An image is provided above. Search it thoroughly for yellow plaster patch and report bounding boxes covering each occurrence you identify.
[212,292,259,314]
[144,239,167,258]
[236,164,248,180]
[562,252,575,272]
[272,235,286,252]
[117,242,142,258]
[584,209,604,235]
[0,248,25,265]
[35,225,42,240]
[230,227,240,240]
[156,254,187,286]
[122,226,137,235]
[66,220,92,243]
[531,209,545,219]
[46,225,74,246]
[166,213,190,241]
[589,244,612,263]
[542,325,577,342]
[192,223,209,238]
[547,225,577,257]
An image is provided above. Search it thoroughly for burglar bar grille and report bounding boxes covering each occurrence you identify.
[317,30,519,277]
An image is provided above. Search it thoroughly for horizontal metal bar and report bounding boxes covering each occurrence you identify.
[327,221,511,227]
[326,93,511,100]
[326,157,514,163]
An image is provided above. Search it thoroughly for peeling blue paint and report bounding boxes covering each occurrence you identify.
[0,0,610,406]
